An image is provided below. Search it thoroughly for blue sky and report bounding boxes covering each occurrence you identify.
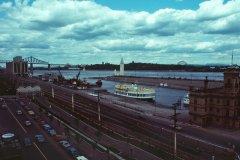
[0,0,240,65]
[95,0,205,12]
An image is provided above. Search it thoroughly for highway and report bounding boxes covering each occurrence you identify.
[17,77,239,160]
[0,98,73,160]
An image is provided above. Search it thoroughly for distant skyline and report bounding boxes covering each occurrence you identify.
[0,0,240,65]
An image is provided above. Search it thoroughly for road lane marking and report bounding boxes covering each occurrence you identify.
[7,107,27,133]
[33,142,48,160]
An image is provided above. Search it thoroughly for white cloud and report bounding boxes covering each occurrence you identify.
[0,0,240,65]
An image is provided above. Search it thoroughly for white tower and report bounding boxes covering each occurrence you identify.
[119,58,124,76]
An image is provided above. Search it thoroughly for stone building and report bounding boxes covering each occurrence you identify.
[189,67,240,128]
[6,56,28,76]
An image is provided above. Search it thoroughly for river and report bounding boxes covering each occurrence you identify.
[33,70,224,107]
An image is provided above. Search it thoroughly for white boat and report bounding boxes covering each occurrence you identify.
[114,84,156,101]
[183,93,189,107]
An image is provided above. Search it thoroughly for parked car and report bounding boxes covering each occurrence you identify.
[23,137,32,147]
[35,135,46,143]
[24,120,31,126]
[42,124,51,131]
[54,134,66,141]
[76,156,88,160]
[27,110,35,116]
[169,124,182,130]
[24,105,31,111]
[16,110,23,115]
[1,103,7,109]
[33,115,41,121]
[59,140,71,148]
[67,147,81,158]
[48,129,57,136]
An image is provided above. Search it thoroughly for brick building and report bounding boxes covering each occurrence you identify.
[189,67,240,128]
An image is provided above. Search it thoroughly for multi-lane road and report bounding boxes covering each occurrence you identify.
[0,97,74,160]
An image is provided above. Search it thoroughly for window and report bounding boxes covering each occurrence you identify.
[193,116,197,121]
[209,108,212,112]
[194,106,197,111]
[226,100,230,106]
[217,109,220,113]
[194,99,197,105]
[226,110,229,117]
[217,100,220,104]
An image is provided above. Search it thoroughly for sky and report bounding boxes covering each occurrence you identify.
[0,0,240,65]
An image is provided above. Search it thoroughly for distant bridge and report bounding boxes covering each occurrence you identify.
[0,56,84,74]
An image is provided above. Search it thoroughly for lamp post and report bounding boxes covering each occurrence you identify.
[97,91,101,122]
[52,86,54,98]
[170,102,180,159]
[72,93,74,112]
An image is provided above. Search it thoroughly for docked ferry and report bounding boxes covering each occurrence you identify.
[183,93,189,107]
[114,84,156,101]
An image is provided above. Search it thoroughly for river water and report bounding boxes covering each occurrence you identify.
[33,70,224,107]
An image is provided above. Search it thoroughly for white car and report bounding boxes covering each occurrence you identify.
[16,110,23,115]
[24,121,31,126]
[27,110,35,116]
[76,156,88,160]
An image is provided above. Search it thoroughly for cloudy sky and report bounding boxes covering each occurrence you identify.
[0,0,240,65]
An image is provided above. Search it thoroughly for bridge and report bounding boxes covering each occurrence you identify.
[0,56,84,74]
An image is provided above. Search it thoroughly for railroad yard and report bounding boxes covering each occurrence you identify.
[1,74,238,160]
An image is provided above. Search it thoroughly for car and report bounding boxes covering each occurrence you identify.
[1,103,7,109]
[48,129,57,136]
[42,124,51,130]
[169,124,182,130]
[16,110,23,115]
[54,134,66,141]
[76,156,88,160]
[27,110,35,116]
[35,135,46,143]
[24,120,31,126]
[67,147,81,158]
[33,115,41,121]
[59,140,71,148]
[24,105,31,111]
[23,137,32,147]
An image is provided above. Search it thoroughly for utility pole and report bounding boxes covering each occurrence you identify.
[170,101,181,159]
[173,104,177,158]
[97,91,101,122]
[52,86,54,98]
[72,93,74,112]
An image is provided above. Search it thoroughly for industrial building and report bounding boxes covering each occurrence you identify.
[6,56,28,76]
[189,67,240,128]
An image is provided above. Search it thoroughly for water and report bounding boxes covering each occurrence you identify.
[33,70,223,107]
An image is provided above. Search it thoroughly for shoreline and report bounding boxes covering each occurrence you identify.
[94,75,223,91]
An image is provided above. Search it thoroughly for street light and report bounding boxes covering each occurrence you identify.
[72,93,74,112]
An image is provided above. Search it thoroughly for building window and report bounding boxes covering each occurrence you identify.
[216,118,219,122]
[226,110,229,117]
[217,100,220,104]
[194,99,197,105]
[226,100,230,106]
[209,108,212,112]
[217,109,220,113]
[193,116,196,121]
[210,98,213,103]
[194,106,197,111]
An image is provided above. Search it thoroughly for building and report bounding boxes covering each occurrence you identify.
[119,58,124,76]
[6,56,28,76]
[189,67,240,128]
